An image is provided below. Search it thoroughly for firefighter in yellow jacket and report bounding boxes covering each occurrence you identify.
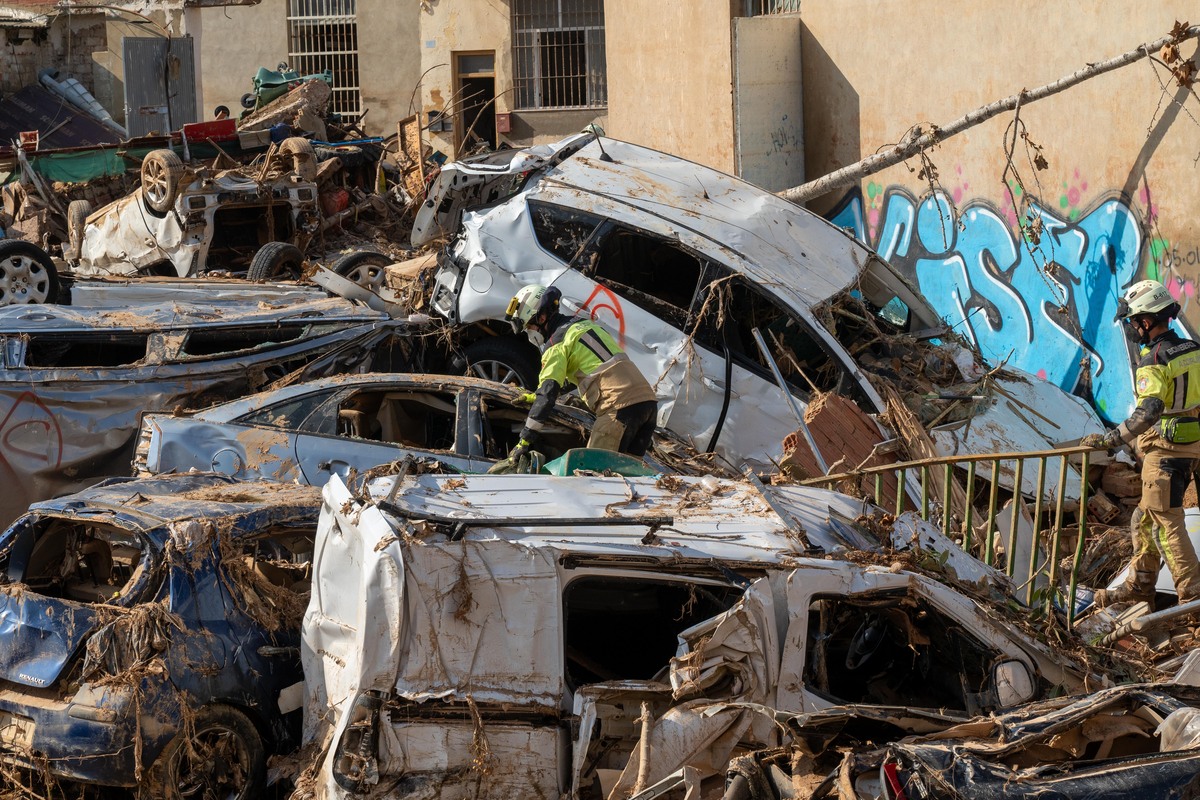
[1084,279,1200,607]
[504,284,658,460]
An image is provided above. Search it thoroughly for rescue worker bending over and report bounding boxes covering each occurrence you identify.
[505,285,659,461]
[1083,279,1200,607]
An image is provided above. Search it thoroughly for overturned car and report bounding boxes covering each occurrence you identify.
[0,474,320,797]
[301,470,1088,798]
[418,133,1104,494]
[67,141,320,280]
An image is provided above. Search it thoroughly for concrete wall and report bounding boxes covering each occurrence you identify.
[604,0,737,171]
[193,0,289,119]
[799,0,1200,424]
[192,0,419,134]
[357,0,420,134]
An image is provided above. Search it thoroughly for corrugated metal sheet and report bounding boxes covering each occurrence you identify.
[122,35,197,137]
[0,85,119,149]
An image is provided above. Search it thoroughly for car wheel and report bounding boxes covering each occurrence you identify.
[66,199,92,262]
[463,336,540,389]
[247,242,305,281]
[331,250,391,291]
[145,705,265,800]
[0,240,60,305]
[141,149,184,214]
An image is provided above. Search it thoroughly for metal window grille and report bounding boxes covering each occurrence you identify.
[744,0,802,15]
[286,0,362,117]
[512,0,606,110]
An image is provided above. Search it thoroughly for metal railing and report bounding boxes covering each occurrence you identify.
[800,445,1096,628]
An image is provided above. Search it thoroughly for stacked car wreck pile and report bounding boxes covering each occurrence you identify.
[0,129,1198,800]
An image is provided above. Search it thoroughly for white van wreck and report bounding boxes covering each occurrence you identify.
[301,471,1086,799]
[418,133,1105,497]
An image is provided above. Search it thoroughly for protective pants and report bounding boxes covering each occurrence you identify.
[588,400,658,457]
[1122,433,1200,602]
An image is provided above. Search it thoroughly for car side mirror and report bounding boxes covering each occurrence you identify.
[993,659,1035,708]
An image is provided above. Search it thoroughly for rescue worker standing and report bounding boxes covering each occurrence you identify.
[504,284,658,460]
[1084,279,1200,607]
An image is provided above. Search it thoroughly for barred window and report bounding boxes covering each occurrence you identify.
[286,0,362,117]
[511,0,606,110]
[742,0,801,14]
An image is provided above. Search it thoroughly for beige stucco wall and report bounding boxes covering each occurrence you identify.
[604,0,737,171]
[799,0,1200,423]
[357,0,420,133]
[193,0,289,118]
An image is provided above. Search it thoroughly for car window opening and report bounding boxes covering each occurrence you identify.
[804,593,994,713]
[1005,698,1166,768]
[238,528,315,595]
[24,335,150,368]
[336,390,458,451]
[587,229,703,330]
[563,577,743,689]
[4,520,146,605]
[242,392,333,430]
[181,324,311,358]
[480,397,586,459]
[209,204,297,268]
[528,200,603,263]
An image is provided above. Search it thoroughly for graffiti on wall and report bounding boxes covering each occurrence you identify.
[825,181,1195,425]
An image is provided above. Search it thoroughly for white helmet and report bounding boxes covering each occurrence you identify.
[505,284,561,334]
[1120,279,1176,318]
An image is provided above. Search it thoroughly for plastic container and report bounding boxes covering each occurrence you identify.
[541,448,657,477]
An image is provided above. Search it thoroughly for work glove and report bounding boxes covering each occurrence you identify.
[517,392,537,405]
[1080,432,1115,450]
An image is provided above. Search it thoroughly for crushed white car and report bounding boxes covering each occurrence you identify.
[301,471,1087,798]
[418,133,1104,495]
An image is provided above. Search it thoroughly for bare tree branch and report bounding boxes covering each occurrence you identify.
[780,23,1200,205]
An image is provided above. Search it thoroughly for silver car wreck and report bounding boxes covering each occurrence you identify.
[136,372,602,482]
[0,282,413,526]
[69,142,319,279]
[418,134,1104,496]
[301,471,1087,799]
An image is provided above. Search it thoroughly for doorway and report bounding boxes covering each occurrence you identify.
[454,52,496,153]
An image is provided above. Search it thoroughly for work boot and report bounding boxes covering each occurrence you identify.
[1094,583,1154,609]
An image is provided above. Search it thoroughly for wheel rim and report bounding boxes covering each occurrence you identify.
[469,359,522,386]
[144,160,170,207]
[344,263,385,290]
[0,255,52,304]
[174,723,252,799]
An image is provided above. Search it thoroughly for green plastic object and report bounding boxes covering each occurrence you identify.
[541,448,657,477]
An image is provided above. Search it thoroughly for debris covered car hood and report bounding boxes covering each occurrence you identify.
[425,135,1103,495]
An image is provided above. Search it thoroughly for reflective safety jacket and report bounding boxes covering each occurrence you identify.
[521,318,657,442]
[1114,329,1200,445]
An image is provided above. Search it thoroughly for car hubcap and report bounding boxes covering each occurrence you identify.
[0,255,50,304]
[176,725,250,799]
[345,263,385,290]
[144,161,169,206]
[469,359,521,386]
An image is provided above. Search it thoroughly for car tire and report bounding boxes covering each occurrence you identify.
[141,149,184,214]
[247,242,305,282]
[0,240,60,305]
[279,137,318,183]
[66,199,91,262]
[145,704,266,800]
[463,336,540,389]
[331,250,391,291]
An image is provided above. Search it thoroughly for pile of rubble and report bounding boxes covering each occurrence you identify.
[0,117,1196,800]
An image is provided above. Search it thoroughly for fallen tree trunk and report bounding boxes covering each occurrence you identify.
[780,22,1200,205]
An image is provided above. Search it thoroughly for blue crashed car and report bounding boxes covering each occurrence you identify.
[0,473,321,797]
